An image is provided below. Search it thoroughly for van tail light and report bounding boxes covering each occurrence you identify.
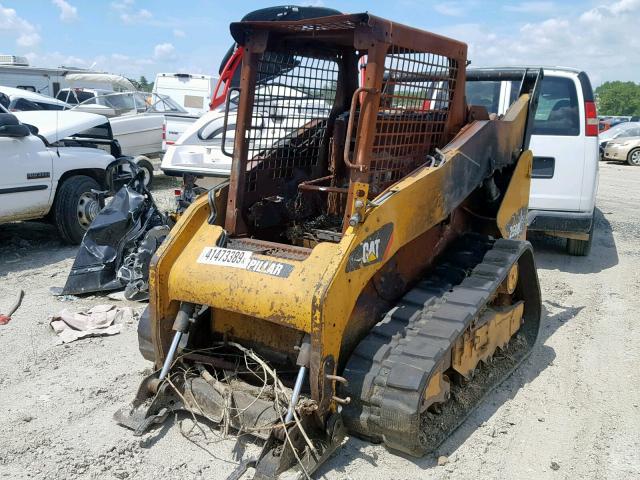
[162,122,166,141]
[585,101,598,136]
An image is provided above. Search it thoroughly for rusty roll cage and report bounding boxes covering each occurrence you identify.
[225,13,468,236]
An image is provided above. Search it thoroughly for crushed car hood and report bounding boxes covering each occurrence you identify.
[13,110,109,143]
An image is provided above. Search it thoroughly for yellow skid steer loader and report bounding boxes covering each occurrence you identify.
[116,12,542,479]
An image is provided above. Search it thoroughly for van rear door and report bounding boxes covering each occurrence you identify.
[528,73,585,211]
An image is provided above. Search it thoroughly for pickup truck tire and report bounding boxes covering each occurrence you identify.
[53,175,100,245]
[134,157,154,188]
[627,148,640,167]
[566,213,595,256]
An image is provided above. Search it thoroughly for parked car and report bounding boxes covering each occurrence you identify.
[599,117,628,133]
[0,105,120,243]
[160,85,331,188]
[2,87,161,186]
[56,89,164,166]
[598,122,640,159]
[602,137,640,166]
[0,85,68,111]
[58,88,199,154]
[467,66,599,256]
[160,108,237,185]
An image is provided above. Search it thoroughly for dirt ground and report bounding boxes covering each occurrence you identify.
[1,162,639,480]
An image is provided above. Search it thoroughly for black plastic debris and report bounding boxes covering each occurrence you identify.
[61,158,170,300]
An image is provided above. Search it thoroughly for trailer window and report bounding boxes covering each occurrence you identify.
[466,80,501,113]
[466,79,526,115]
[532,77,579,136]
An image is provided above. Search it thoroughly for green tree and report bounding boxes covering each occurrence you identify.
[128,76,154,92]
[595,81,640,116]
[138,76,152,93]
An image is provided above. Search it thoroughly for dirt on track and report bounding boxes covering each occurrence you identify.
[1,162,639,480]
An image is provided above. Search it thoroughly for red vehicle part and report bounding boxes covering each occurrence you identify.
[210,47,243,111]
[208,6,342,111]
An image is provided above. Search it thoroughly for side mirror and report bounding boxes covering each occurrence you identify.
[0,113,31,138]
[0,92,9,109]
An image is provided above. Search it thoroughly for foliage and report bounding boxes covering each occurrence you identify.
[596,81,640,116]
[128,76,154,92]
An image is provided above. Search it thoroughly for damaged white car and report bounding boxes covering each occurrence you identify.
[0,103,122,244]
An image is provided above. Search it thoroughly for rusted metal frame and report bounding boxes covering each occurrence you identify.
[228,237,312,260]
[441,59,466,141]
[225,33,267,235]
[369,17,467,63]
[346,40,388,187]
[368,20,467,144]
[240,44,342,211]
[182,352,239,371]
[230,13,467,63]
[339,40,388,230]
[343,86,377,172]
[298,175,349,194]
[229,14,369,43]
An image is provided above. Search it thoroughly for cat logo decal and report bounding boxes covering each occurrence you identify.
[346,223,394,272]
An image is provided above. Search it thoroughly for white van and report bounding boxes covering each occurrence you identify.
[153,73,217,116]
[466,67,599,256]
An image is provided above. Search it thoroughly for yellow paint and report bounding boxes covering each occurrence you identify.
[452,301,524,378]
[497,150,533,240]
[422,369,450,411]
[148,97,536,400]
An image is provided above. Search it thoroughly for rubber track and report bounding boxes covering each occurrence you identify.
[342,236,536,456]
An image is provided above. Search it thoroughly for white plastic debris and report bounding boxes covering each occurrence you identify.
[49,304,135,344]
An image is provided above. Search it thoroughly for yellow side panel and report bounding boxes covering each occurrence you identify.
[497,150,533,240]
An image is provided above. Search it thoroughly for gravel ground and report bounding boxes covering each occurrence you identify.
[1,162,639,480]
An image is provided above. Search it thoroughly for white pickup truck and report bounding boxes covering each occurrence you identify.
[0,105,118,244]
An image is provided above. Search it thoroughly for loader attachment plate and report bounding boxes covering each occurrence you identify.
[115,368,285,440]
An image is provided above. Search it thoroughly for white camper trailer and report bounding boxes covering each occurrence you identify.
[153,73,217,115]
[0,55,135,97]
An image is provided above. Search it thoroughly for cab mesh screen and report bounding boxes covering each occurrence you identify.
[368,47,458,193]
[245,52,339,192]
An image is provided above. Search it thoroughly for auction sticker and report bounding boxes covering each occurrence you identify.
[198,247,252,269]
[197,246,294,278]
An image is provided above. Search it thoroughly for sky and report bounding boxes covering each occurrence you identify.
[0,0,638,87]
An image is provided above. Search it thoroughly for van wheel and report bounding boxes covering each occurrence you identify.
[627,148,640,166]
[134,156,154,188]
[53,175,101,245]
[566,237,591,256]
[566,214,595,256]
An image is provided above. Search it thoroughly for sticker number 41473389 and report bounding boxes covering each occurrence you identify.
[197,247,252,268]
[197,246,295,278]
